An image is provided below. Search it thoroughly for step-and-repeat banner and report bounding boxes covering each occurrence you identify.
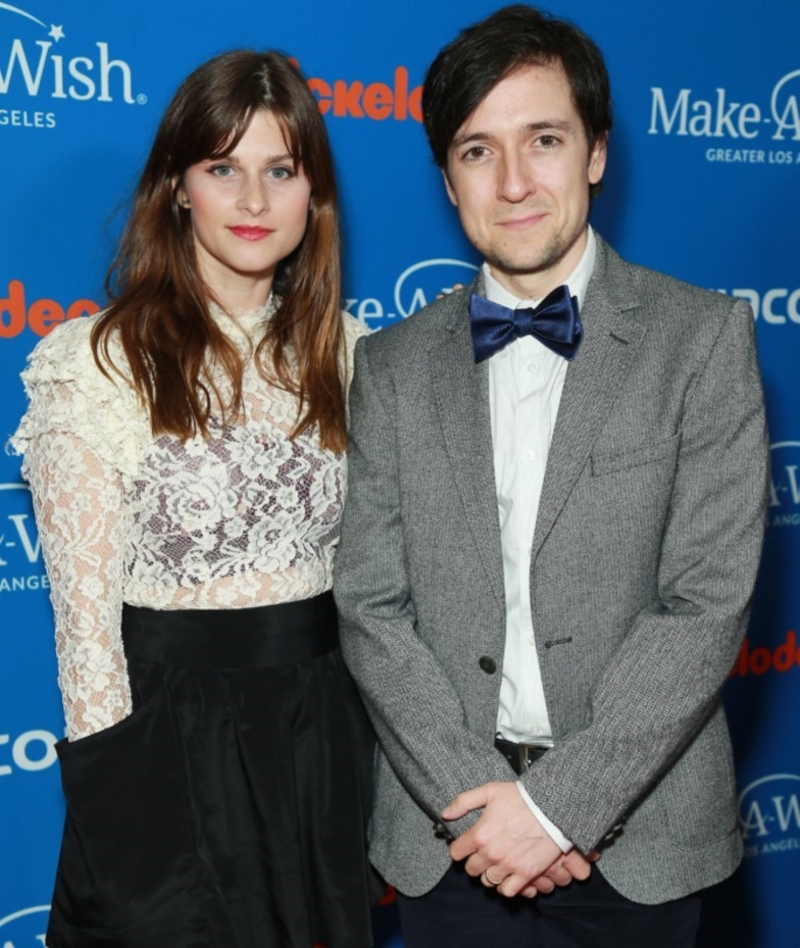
[1,1,798,945]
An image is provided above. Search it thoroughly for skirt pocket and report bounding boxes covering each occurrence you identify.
[50,690,205,944]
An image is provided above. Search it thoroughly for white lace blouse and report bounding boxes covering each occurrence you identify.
[11,303,367,741]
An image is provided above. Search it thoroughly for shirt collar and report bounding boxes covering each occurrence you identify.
[481,225,596,311]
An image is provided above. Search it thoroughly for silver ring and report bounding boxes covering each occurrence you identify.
[483,867,503,886]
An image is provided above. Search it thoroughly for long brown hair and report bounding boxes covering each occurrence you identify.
[92,50,347,451]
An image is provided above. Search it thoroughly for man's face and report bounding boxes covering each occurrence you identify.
[444,62,606,300]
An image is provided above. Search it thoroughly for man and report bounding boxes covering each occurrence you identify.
[334,5,769,946]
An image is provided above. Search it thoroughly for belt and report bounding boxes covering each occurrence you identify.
[494,735,553,776]
[121,592,339,669]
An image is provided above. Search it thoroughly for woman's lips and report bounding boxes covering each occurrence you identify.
[228,226,273,241]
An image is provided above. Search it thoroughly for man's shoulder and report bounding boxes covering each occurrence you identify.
[362,287,471,357]
[595,237,748,324]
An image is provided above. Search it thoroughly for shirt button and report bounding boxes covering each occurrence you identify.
[525,449,535,462]
[478,656,497,674]
[527,363,536,374]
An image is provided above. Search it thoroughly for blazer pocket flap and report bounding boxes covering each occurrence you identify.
[591,432,681,477]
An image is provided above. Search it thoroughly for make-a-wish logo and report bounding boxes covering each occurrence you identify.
[739,774,800,859]
[0,483,48,594]
[649,70,800,141]
[769,442,800,529]
[0,904,49,947]
[345,258,479,329]
[0,2,146,130]
[394,259,479,320]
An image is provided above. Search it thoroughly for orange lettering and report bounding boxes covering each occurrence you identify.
[394,67,408,120]
[773,630,797,672]
[28,298,65,336]
[333,80,364,118]
[363,82,393,120]
[307,77,332,115]
[67,299,101,321]
[0,279,26,338]
[306,66,422,122]
[408,85,423,123]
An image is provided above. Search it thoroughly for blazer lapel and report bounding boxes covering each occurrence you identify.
[532,238,649,561]
[431,289,506,610]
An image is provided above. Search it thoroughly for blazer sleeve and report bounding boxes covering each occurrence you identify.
[334,335,514,833]
[522,298,769,852]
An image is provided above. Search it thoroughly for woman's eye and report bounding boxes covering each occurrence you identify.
[268,166,294,180]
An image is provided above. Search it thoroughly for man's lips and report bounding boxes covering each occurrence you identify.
[496,212,547,229]
[228,226,273,241]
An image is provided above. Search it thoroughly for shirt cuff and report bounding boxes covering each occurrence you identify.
[515,780,572,853]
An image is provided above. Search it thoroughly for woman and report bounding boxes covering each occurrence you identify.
[11,50,374,948]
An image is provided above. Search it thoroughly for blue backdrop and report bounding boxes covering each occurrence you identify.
[1,1,798,945]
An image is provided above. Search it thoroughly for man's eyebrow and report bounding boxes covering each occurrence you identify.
[450,119,574,151]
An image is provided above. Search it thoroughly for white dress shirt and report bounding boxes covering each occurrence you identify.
[484,227,597,851]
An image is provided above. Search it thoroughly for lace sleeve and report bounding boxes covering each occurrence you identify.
[24,426,133,740]
[10,317,141,740]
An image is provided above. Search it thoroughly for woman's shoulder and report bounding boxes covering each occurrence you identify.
[340,310,370,344]
[339,312,370,386]
[22,312,115,388]
[11,313,146,478]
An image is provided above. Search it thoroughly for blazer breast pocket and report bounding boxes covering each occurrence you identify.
[590,432,681,478]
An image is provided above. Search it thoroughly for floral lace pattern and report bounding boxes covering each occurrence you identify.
[11,305,367,739]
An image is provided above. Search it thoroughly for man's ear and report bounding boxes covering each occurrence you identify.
[588,134,608,186]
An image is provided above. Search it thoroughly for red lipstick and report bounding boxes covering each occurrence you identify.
[229,226,272,241]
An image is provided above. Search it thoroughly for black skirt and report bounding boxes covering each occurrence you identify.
[47,592,377,948]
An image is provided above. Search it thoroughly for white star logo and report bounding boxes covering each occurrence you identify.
[48,23,64,41]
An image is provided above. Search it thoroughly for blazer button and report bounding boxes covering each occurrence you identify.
[478,656,497,674]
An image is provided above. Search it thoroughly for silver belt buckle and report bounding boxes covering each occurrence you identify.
[519,737,554,770]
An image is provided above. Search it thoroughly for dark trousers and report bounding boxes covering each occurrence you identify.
[396,862,701,948]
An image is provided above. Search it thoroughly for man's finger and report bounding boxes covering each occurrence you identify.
[560,848,594,882]
[441,785,490,820]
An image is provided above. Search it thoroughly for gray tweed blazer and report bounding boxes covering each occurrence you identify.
[334,235,769,904]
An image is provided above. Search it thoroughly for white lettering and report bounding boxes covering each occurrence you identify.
[788,289,800,324]
[51,53,66,98]
[0,734,10,777]
[762,288,788,325]
[714,89,740,137]
[68,56,95,100]
[648,87,690,135]
[12,730,58,772]
[739,103,761,138]
[740,800,770,839]
[405,287,428,316]
[786,465,800,505]
[356,298,383,324]
[97,43,134,104]
[689,100,712,136]
[0,40,50,95]
[773,794,800,832]
[7,514,41,563]
[0,39,136,104]
[773,96,800,141]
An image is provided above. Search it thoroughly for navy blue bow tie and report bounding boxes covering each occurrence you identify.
[469,285,583,363]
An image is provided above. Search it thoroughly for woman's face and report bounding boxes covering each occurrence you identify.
[177,109,312,308]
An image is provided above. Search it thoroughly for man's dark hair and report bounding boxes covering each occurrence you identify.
[422,5,612,199]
